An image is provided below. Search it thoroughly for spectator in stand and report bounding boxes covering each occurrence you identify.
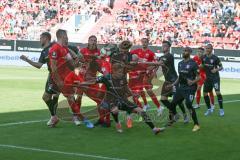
[96,0,240,49]
[0,0,108,40]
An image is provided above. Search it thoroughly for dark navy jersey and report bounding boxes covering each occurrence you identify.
[159,53,178,82]
[201,54,222,80]
[38,43,54,71]
[178,59,199,90]
[96,74,129,102]
[110,52,132,65]
[110,52,133,75]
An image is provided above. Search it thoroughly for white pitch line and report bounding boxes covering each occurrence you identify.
[0,120,47,127]
[212,99,240,104]
[0,77,45,80]
[0,144,127,160]
[0,99,239,127]
[145,99,240,112]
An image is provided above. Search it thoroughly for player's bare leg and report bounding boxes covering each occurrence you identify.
[194,85,202,109]
[140,91,149,111]
[209,91,215,110]
[146,88,164,116]
[66,95,94,128]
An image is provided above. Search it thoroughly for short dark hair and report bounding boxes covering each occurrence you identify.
[184,47,192,53]
[198,47,204,51]
[41,32,51,41]
[206,43,213,49]
[89,35,97,40]
[119,40,132,50]
[162,40,171,47]
[56,29,67,39]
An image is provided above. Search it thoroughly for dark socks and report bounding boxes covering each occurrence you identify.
[161,99,177,114]
[217,94,223,109]
[140,111,155,129]
[204,95,211,109]
[178,103,186,114]
[190,109,199,125]
[45,100,55,116]
[111,113,119,123]
[52,96,59,115]
[161,100,171,109]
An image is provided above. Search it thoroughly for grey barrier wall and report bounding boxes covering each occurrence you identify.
[0,40,240,62]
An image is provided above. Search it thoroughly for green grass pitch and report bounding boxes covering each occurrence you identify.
[0,66,240,160]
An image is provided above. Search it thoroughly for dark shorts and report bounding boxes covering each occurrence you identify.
[203,78,220,93]
[172,87,196,108]
[45,74,59,94]
[161,81,176,97]
[100,98,138,113]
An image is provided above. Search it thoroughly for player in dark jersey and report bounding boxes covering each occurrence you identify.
[158,41,188,125]
[193,47,215,109]
[170,47,200,132]
[202,44,224,116]
[76,41,165,134]
[20,32,59,127]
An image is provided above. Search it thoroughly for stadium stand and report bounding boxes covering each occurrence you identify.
[0,0,239,49]
[0,0,108,40]
[96,0,240,49]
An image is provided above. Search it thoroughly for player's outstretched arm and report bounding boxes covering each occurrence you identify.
[130,61,163,66]
[73,80,96,87]
[20,55,43,69]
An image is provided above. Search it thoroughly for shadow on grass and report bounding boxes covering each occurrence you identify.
[0,94,239,126]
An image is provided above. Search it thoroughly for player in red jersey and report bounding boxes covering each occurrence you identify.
[63,62,94,128]
[128,70,145,108]
[130,38,163,115]
[78,35,105,126]
[49,29,93,127]
[193,47,215,109]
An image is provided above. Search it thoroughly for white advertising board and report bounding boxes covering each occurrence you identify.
[1,51,240,78]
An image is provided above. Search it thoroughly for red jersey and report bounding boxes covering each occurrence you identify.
[80,47,100,62]
[63,71,85,96]
[49,43,71,81]
[128,61,146,87]
[193,55,205,76]
[131,48,156,62]
[80,47,101,80]
[130,48,156,78]
[64,72,84,85]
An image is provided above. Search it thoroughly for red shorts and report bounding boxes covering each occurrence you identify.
[62,84,74,97]
[130,85,144,94]
[129,78,143,94]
